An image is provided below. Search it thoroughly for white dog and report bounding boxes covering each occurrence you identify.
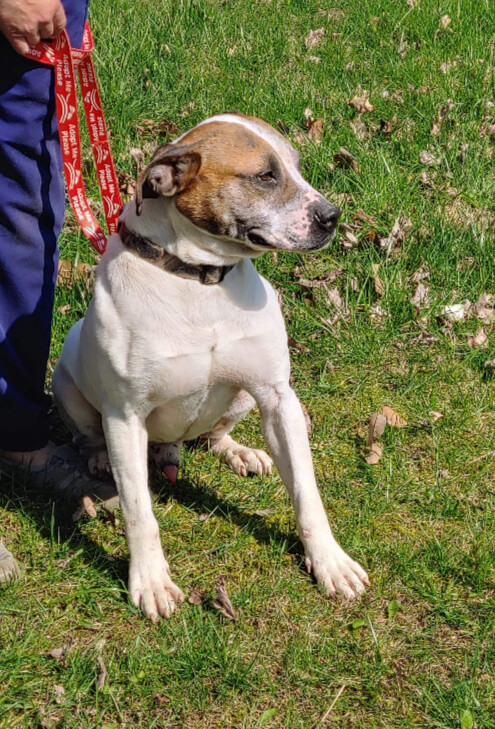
[53,113,369,621]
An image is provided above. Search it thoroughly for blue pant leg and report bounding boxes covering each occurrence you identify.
[0,0,89,451]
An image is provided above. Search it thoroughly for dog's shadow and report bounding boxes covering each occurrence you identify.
[0,464,305,597]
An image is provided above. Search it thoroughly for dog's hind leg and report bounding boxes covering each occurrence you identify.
[52,364,111,478]
[201,390,273,476]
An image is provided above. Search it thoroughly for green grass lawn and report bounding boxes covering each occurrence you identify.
[2,0,495,726]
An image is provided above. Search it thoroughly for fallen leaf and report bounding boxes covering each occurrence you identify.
[339,223,359,248]
[129,147,144,168]
[412,267,430,283]
[380,119,392,134]
[467,327,488,348]
[370,304,388,321]
[485,358,495,371]
[324,285,344,309]
[347,88,375,114]
[57,304,72,315]
[254,508,272,517]
[420,150,441,166]
[472,293,495,323]
[383,406,408,427]
[212,576,237,621]
[46,637,73,664]
[307,119,324,143]
[430,411,443,421]
[379,217,412,253]
[349,116,368,140]
[305,28,325,49]
[53,685,65,704]
[410,282,430,311]
[189,587,205,605]
[57,260,93,286]
[440,302,471,322]
[431,99,454,135]
[372,263,385,295]
[297,270,345,291]
[288,335,309,353]
[480,123,495,137]
[333,146,360,174]
[366,412,387,464]
[439,14,452,29]
[96,655,107,691]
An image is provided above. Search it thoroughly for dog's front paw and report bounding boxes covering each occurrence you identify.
[305,546,369,601]
[224,444,273,477]
[129,556,184,621]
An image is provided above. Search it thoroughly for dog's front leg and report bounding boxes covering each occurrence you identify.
[102,408,184,620]
[254,384,369,600]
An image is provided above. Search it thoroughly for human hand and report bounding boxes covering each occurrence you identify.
[0,0,66,55]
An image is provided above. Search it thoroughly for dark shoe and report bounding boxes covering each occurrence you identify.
[0,445,119,508]
[0,541,21,584]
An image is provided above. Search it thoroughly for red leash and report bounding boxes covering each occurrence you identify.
[24,23,122,254]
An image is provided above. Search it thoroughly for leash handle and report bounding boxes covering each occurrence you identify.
[24,24,123,254]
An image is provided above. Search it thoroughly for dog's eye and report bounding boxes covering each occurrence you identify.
[257,171,276,183]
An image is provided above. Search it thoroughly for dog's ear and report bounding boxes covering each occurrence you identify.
[135,143,201,216]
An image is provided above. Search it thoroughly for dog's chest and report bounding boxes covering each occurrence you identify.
[86,257,289,440]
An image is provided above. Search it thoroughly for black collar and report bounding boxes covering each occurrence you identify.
[118,222,234,285]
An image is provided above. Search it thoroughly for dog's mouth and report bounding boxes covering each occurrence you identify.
[246,230,275,249]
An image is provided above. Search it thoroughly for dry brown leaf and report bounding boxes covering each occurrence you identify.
[430,411,443,421]
[485,358,495,371]
[382,406,408,428]
[350,117,368,140]
[96,655,107,691]
[333,147,360,174]
[366,412,387,464]
[473,293,495,323]
[467,328,488,349]
[57,304,72,315]
[46,637,73,664]
[370,304,388,321]
[188,588,205,605]
[354,209,376,225]
[372,263,385,296]
[118,170,136,197]
[380,119,392,134]
[440,302,471,322]
[307,116,324,143]
[379,217,412,253]
[53,685,65,704]
[212,576,237,621]
[305,28,325,49]
[431,99,454,136]
[297,270,345,291]
[412,268,430,283]
[324,285,344,309]
[420,150,441,166]
[480,123,495,137]
[410,283,430,311]
[439,15,452,29]
[129,147,144,168]
[347,88,375,114]
[57,260,93,286]
[288,335,309,353]
[338,223,359,249]
[254,508,272,517]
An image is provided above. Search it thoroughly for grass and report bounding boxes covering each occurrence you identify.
[1,0,495,726]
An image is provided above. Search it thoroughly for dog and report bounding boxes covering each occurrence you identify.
[53,113,369,620]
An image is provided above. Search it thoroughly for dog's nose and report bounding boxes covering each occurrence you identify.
[314,202,341,230]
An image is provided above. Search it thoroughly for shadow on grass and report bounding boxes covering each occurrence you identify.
[0,459,308,598]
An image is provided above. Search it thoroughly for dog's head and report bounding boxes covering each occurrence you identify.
[135,113,340,255]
